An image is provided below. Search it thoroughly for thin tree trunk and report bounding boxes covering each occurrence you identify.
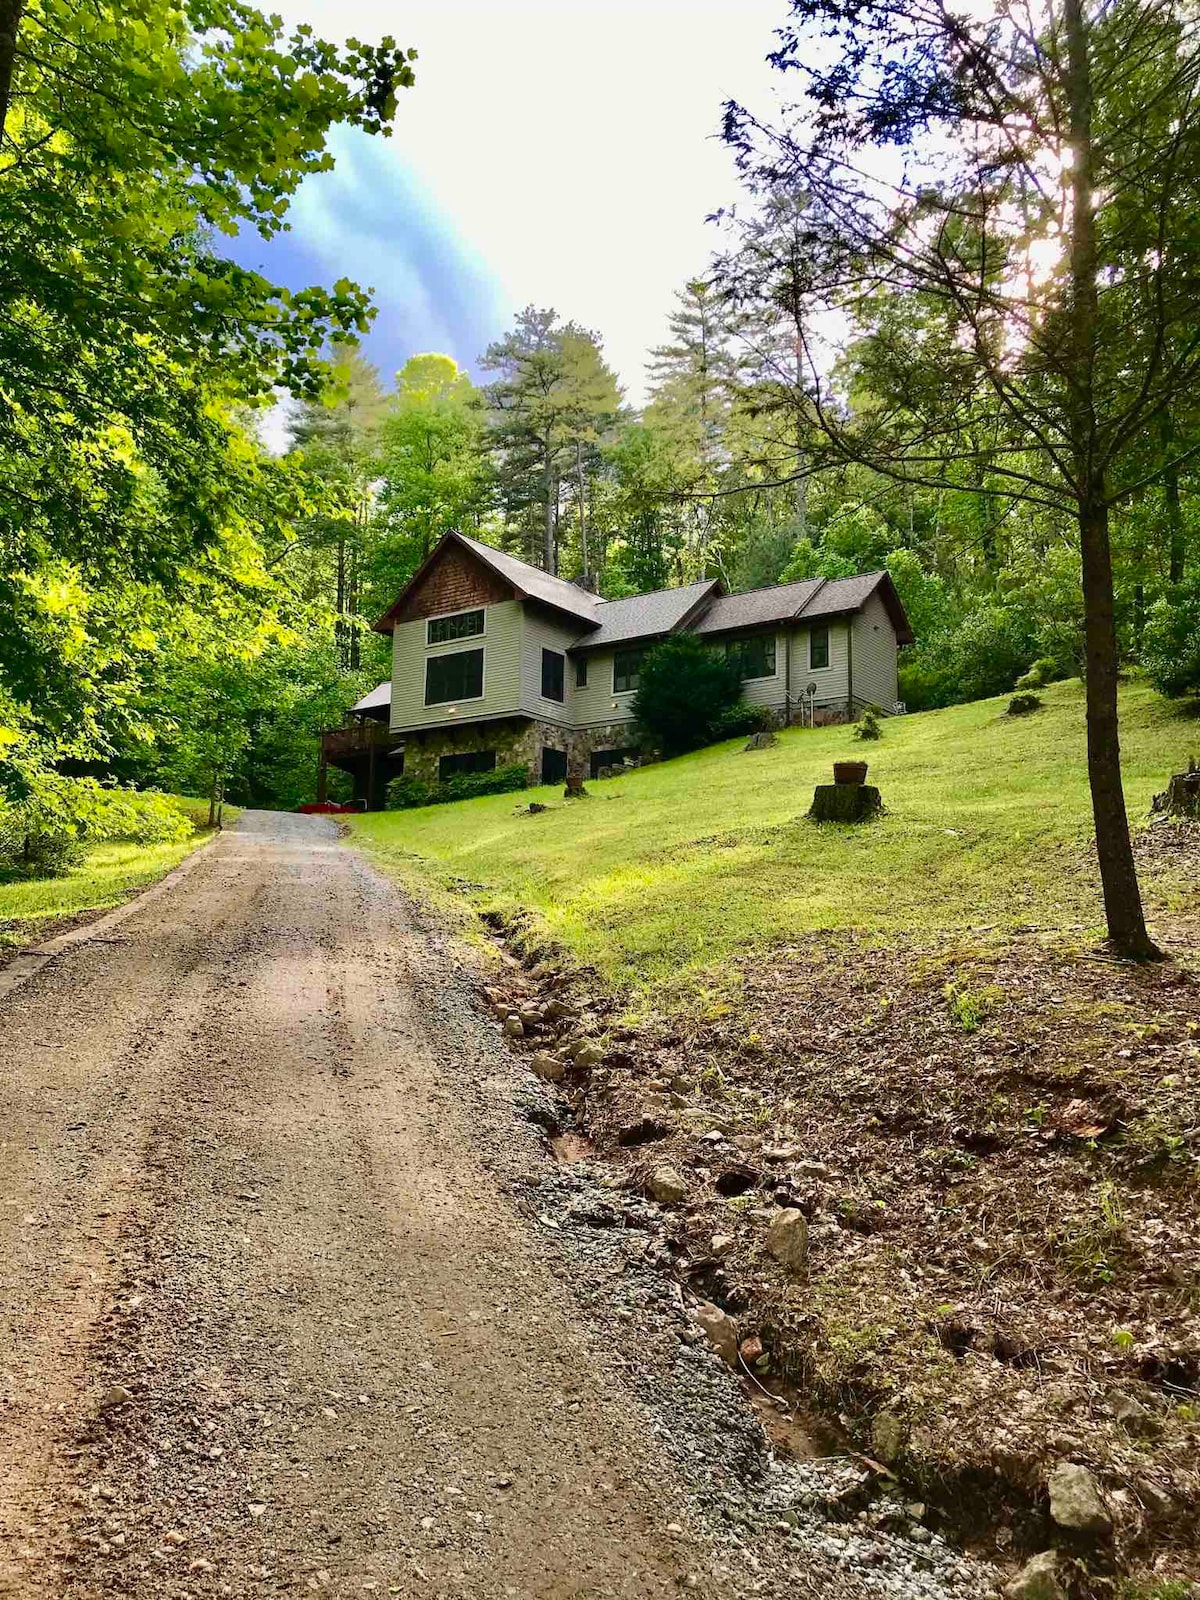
[1079,492,1157,956]
[542,448,555,573]
[1065,0,1159,959]
[576,438,589,584]
[1161,410,1185,583]
[0,0,25,147]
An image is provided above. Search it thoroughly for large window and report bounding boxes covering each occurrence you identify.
[613,648,644,695]
[734,635,777,680]
[439,749,496,781]
[809,624,830,670]
[427,608,484,645]
[425,647,484,705]
[541,648,565,702]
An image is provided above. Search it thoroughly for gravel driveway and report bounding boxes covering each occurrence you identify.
[0,812,993,1599]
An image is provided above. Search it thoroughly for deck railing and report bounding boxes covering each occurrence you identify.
[320,720,395,763]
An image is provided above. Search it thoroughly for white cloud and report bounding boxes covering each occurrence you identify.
[274,0,786,399]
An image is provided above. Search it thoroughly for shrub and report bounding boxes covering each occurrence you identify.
[1143,579,1200,699]
[0,780,191,879]
[1007,692,1043,716]
[854,705,883,740]
[1015,657,1059,690]
[711,701,775,740]
[387,763,530,810]
[897,659,959,711]
[632,634,745,754]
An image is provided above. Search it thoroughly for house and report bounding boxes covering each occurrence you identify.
[318,531,913,808]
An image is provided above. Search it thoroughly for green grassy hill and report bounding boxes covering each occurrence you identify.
[350,678,1198,999]
[0,795,236,948]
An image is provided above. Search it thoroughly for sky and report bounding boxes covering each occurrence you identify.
[227,0,787,416]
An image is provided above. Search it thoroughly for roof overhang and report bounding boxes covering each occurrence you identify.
[372,531,601,635]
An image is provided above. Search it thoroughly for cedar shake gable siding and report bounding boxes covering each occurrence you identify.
[370,537,911,779]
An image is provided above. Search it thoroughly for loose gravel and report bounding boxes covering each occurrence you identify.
[0,811,997,1599]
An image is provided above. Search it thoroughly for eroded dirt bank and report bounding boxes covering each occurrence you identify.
[0,812,989,1600]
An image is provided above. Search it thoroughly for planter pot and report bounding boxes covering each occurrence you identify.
[833,760,869,786]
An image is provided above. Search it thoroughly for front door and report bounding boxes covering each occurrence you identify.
[540,745,568,786]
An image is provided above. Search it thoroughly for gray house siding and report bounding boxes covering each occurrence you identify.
[787,619,851,717]
[850,591,899,710]
[390,598,523,733]
[517,606,580,728]
[569,646,641,732]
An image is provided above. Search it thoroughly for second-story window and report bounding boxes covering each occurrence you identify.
[427,608,484,645]
[810,624,830,670]
[541,648,565,702]
[425,647,484,705]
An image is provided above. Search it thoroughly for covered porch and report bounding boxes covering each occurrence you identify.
[318,682,401,811]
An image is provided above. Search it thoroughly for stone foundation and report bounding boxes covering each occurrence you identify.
[399,717,574,788]
[396,717,647,793]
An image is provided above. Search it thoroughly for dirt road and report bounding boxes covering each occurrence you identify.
[0,814,988,1600]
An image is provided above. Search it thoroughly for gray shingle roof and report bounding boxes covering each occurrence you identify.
[351,681,391,714]
[691,571,912,644]
[691,578,824,635]
[454,533,600,627]
[576,580,719,649]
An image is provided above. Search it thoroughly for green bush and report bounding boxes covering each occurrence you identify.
[898,660,958,711]
[0,780,192,879]
[632,634,745,754]
[711,701,776,740]
[854,705,883,740]
[1015,657,1059,691]
[1007,692,1043,716]
[387,763,530,810]
[1143,579,1200,699]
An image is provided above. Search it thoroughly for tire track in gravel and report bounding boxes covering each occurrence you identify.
[0,812,995,1600]
[0,815,724,1598]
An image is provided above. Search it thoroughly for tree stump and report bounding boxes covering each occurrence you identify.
[809,783,882,823]
[1152,761,1200,819]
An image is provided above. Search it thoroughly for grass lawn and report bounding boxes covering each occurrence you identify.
[0,797,239,949]
[349,678,1200,1001]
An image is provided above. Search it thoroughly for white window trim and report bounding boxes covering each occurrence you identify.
[424,645,487,707]
[425,607,487,649]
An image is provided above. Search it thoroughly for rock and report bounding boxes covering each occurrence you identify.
[871,1412,905,1464]
[518,1008,543,1028]
[693,1302,739,1368]
[766,1207,809,1272]
[1110,1391,1158,1437]
[545,999,579,1022]
[99,1385,132,1412]
[743,730,779,751]
[189,1559,215,1575]
[482,986,506,1008]
[1048,1462,1111,1535]
[739,1335,764,1365]
[648,1165,687,1204]
[248,1503,267,1519]
[503,1015,524,1039]
[530,1051,565,1083]
[710,1233,736,1258]
[572,1041,604,1069]
[1002,1551,1065,1600]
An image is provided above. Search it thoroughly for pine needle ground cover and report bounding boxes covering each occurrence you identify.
[351,680,1200,1589]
